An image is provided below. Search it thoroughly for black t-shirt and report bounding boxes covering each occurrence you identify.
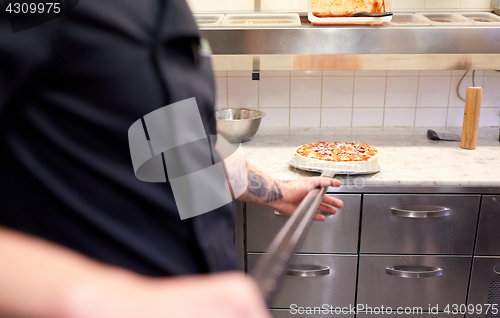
[0,0,237,276]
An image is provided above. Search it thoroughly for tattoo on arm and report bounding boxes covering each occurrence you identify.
[266,181,283,203]
[247,169,268,197]
[247,169,283,203]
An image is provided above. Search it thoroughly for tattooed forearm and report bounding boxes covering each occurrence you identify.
[247,169,268,198]
[247,169,283,203]
[266,181,283,203]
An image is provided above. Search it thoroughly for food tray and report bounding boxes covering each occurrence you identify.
[415,13,473,26]
[454,12,500,26]
[194,14,224,27]
[308,0,392,25]
[385,13,431,26]
[220,13,301,27]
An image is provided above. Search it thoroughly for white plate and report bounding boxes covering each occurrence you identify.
[288,153,381,175]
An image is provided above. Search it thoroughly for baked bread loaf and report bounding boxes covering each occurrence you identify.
[311,0,386,17]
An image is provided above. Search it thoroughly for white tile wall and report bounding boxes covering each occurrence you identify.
[417,77,451,108]
[290,77,322,108]
[290,108,320,127]
[227,77,258,109]
[384,108,416,127]
[353,77,386,108]
[214,70,500,128]
[215,77,227,108]
[415,108,448,126]
[352,108,384,127]
[385,77,418,108]
[322,77,354,108]
[260,108,290,127]
[321,108,352,127]
[259,77,289,108]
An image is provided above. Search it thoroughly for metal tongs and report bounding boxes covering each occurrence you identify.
[250,169,336,305]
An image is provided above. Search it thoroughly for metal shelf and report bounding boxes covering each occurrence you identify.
[201,18,500,71]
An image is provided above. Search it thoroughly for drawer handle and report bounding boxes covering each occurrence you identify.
[386,265,443,278]
[286,264,330,277]
[274,210,333,218]
[390,205,451,218]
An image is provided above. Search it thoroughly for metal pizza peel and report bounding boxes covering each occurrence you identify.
[251,155,379,305]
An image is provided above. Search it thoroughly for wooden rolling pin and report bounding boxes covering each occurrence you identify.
[461,87,482,150]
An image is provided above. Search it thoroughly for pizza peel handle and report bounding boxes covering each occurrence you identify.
[250,169,336,306]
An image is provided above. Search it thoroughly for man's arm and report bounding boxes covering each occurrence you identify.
[215,135,343,221]
[0,227,270,318]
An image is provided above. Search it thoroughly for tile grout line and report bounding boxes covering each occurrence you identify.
[351,73,356,127]
[320,71,324,127]
[382,71,388,127]
[413,71,420,127]
[444,73,455,129]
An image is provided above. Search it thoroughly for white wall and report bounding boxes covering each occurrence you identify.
[214,70,500,128]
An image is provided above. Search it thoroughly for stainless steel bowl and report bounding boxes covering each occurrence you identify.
[215,108,265,143]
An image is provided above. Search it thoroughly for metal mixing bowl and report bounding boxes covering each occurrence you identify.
[215,108,266,143]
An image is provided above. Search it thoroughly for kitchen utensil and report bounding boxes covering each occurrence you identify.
[461,87,482,150]
[427,129,460,142]
[251,158,378,304]
[251,168,336,305]
[215,108,265,143]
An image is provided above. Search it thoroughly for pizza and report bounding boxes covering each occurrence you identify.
[295,142,379,162]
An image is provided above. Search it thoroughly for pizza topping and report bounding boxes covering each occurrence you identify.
[296,142,378,162]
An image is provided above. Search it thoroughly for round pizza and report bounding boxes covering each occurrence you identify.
[295,142,379,162]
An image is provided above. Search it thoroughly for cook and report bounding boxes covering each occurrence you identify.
[0,0,343,317]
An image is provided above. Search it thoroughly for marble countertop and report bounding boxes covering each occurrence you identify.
[239,127,500,187]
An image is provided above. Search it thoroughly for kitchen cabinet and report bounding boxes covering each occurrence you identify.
[237,189,499,318]
[475,196,500,256]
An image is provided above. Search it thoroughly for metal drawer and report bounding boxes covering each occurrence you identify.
[270,308,354,318]
[248,253,357,309]
[357,255,472,308]
[466,257,500,318]
[475,196,500,256]
[247,194,361,253]
[360,195,481,254]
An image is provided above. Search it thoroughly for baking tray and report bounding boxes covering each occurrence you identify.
[220,13,301,27]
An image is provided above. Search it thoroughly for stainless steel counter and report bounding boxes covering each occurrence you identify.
[201,19,500,70]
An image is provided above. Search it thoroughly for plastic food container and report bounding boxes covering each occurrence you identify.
[454,12,500,26]
[416,13,473,26]
[385,13,431,26]
[194,14,224,27]
[308,0,393,25]
[220,13,301,27]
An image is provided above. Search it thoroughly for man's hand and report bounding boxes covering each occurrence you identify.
[0,228,271,318]
[236,161,343,221]
[268,177,343,221]
[67,272,271,318]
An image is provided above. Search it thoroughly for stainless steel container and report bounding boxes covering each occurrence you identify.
[215,108,265,143]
